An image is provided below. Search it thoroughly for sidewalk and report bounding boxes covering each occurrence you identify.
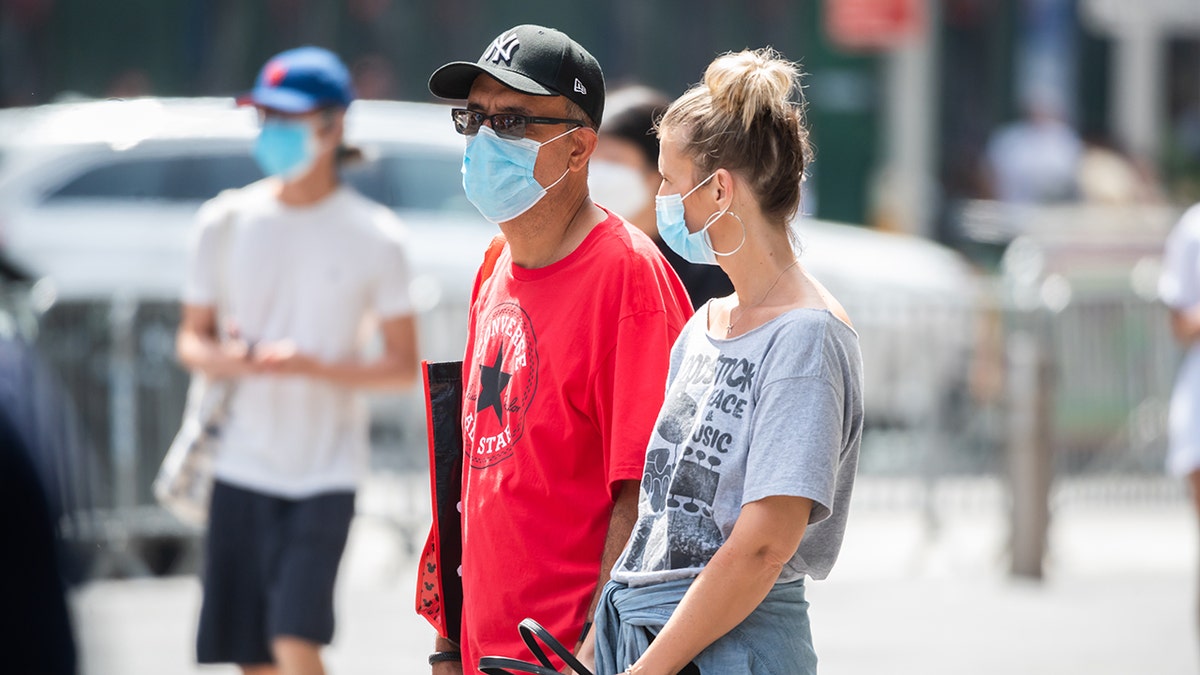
[72,478,1199,674]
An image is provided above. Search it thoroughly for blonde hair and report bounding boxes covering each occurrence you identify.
[658,48,812,223]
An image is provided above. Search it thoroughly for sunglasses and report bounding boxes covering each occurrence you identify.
[451,108,585,140]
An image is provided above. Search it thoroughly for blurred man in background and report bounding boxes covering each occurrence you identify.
[590,85,734,309]
[177,46,418,675]
[1160,200,1200,645]
[982,85,1083,204]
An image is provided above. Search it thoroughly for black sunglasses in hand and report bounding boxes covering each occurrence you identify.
[451,108,585,141]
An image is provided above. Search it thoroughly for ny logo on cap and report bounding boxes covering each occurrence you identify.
[483,31,520,65]
[574,78,587,95]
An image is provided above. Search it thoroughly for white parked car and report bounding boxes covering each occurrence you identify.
[0,97,493,357]
[0,97,982,464]
[0,98,498,487]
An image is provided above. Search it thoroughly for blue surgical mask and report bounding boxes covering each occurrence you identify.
[253,120,317,180]
[462,125,577,223]
[655,173,721,265]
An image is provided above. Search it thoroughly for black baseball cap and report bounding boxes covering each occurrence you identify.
[428,24,605,127]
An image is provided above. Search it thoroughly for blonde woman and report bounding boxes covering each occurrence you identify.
[587,49,863,675]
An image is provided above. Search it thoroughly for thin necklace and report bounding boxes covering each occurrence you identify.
[726,259,800,337]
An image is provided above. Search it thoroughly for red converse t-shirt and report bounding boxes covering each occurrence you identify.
[458,210,691,671]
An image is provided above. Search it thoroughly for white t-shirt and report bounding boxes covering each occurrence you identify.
[1160,204,1200,476]
[184,181,413,497]
[985,119,1082,203]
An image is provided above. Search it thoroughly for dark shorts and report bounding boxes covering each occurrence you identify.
[196,480,355,666]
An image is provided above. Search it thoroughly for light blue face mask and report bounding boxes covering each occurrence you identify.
[462,125,577,224]
[655,172,745,265]
[253,119,317,180]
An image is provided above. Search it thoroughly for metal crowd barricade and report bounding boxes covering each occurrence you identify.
[16,219,1187,579]
[24,291,470,577]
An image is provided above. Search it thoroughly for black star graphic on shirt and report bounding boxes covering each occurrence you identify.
[477,346,512,424]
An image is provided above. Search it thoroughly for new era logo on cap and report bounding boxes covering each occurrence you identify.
[483,31,520,65]
[574,78,587,95]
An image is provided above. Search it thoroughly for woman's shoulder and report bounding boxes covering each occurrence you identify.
[756,309,860,383]
[771,308,857,348]
[800,265,853,329]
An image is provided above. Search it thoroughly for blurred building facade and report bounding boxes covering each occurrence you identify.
[2,0,1199,232]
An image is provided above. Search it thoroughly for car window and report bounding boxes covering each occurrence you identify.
[47,154,263,203]
[44,146,472,214]
[344,148,472,214]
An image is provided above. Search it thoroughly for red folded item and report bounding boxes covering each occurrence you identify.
[416,360,465,642]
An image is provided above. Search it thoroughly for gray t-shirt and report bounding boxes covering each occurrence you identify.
[612,306,863,587]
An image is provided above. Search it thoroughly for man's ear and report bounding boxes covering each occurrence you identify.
[569,127,598,171]
[319,109,346,145]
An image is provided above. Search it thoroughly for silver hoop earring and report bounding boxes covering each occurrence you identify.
[702,209,747,257]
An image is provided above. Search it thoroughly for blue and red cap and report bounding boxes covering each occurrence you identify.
[240,46,355,113]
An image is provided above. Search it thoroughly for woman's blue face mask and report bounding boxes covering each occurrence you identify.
[655,173,721,265]
[461,125,578,224]
[253,119,317,180]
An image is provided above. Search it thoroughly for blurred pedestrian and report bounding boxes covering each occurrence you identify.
[423,24,692,674]
[1159,201,1200,644]
[177,46,418,675]
[0,267,78,675]
[590,85,734,309]
[0,410,76,675]
[982,85,1082,203]
[587,48,863,675]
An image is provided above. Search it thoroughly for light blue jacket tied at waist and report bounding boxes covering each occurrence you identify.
[592,577,816,675]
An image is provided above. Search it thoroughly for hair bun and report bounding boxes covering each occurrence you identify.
[703,48,798,131]
[657,46,811,224]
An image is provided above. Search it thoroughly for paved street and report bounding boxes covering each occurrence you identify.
[72,477,1199,674]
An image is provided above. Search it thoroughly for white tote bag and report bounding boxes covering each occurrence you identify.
[153,205,238,527]
[153,375,233,527]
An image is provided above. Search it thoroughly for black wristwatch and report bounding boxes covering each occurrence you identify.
[429,651,462,666]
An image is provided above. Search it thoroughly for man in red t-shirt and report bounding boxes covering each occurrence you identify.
[423,24,692,674]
